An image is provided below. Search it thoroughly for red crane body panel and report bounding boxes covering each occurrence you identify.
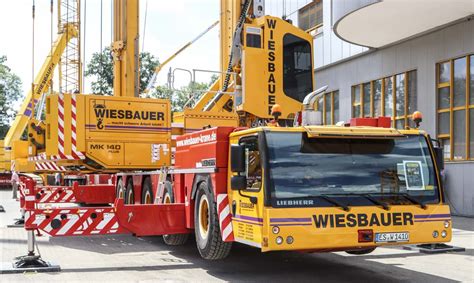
[174,127,235,169]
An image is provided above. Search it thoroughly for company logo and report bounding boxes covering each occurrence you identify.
[36,63,54,96]
[312,213,414,228]
[266,18,277,115]
[276,199,314,206]
[92,101,165,130]
[176,132,217,147]
[93,103,106,129]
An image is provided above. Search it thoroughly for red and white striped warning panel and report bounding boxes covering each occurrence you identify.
[35,186,76,203]
[25,207,128,236]
[217,194,234,242]
[28,152,48,161]
[35,162,67,172]
[70,93,85,160]
[56,93,85,160]
[28,152,67,171]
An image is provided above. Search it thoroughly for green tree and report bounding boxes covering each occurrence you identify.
[85,47,113,95]
[85,47,159,95]
[148,81,210,112]
[0,56,22,139]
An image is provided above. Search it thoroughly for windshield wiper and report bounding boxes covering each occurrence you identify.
[318,195,350,212]
[399,193,427,210]
[331,193,390,211]
[362,194,390,211]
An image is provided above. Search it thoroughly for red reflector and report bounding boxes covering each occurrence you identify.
[377,116,392,128]
[350,118,378,127]
[349,117,392,128]
[358,229,373,242]
[294,111,302,126]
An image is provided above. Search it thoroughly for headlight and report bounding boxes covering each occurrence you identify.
[286,236,294,244]
[272,226,280,234]
[276,236,283,245]
[444,221,450,228]
[432,230,439,238]
[441,230,447,238]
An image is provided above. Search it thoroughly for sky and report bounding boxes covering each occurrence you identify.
[0,0,221,96]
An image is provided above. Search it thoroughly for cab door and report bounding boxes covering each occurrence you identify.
[230,134,265,248]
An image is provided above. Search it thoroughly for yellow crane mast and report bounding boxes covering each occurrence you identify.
[112,0,140,97]
[1,24,78,173]
[58,0,82,94]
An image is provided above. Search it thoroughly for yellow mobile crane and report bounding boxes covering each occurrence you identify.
[23,0,452,262]
[43,0,311,169]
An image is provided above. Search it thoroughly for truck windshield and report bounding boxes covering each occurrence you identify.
[265,132,440,207]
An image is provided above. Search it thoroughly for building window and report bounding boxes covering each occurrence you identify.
[298,0,323,32]
[436,54,474,161]
[351,70,417,129]
[316,90,339,125]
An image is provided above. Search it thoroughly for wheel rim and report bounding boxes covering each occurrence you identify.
[198,195,210,240]
[144,190,152,204]
[127,188,133,204]
[162,192,172,239]
[117,180,124,199]
[164,192,171,204]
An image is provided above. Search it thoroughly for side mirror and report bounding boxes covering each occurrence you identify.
[434,146,444,171]
[231,175,247,191]
[230,145,245,173]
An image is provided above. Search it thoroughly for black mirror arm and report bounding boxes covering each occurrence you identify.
[234,174,257,204]
[238,189,258,204]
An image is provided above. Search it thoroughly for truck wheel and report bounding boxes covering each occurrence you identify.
[162,182,189,246]
[116,177,125,199]
[141,177,154,204]
[194,182,232,260]
[346,248,376,255]
[124,179,135,204]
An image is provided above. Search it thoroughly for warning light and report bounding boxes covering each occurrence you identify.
[412,111,423,128]
[271,104,282,118]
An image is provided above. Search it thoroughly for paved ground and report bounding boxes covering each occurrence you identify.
[0,190,472,282]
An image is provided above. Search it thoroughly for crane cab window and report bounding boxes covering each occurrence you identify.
[245,26,262,48]
[239,136,262,191]
[283,33,313,102]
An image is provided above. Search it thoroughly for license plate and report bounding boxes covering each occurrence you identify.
[375,232,409,243]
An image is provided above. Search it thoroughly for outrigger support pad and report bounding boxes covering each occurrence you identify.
[0,230,60,274]
[13,253,51,269]
[403,243,466,254]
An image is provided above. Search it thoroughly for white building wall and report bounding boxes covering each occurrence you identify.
[314,19,474,216]
[265,0,368,69]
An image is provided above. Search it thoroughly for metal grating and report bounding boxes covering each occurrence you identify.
[58,0,82,94]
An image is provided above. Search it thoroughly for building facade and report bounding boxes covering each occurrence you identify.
[267,0,474,216]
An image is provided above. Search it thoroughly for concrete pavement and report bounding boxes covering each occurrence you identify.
[0,190,472,282]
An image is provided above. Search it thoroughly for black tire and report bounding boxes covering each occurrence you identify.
[346,248,376,255]
[161,182,190,246]
[116,177,125,199]
[124,179,135,204]
[194,181,232,260]
[141,177,154,204]
[163,233,189,246]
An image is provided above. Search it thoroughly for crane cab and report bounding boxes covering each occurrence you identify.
[236,16,314,126]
